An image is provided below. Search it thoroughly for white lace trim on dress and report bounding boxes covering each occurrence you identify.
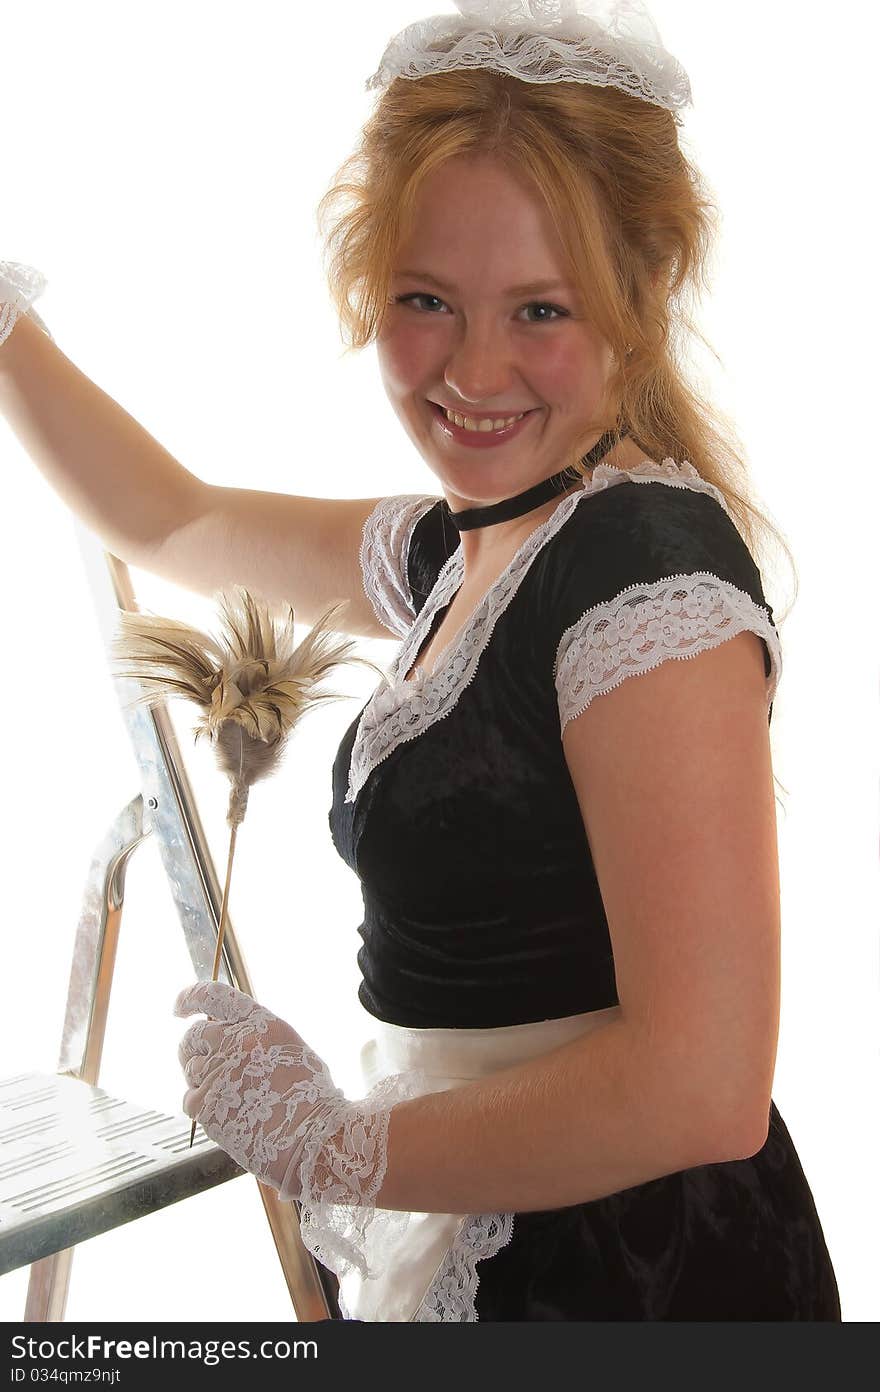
[554,572,783,732]
[359,494,440,638]
[347,458,741,802]
[411,1211,516,1321]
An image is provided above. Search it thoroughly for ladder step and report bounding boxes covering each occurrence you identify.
[0,1072,246,1274]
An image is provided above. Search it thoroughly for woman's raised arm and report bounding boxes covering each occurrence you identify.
[0,311,391,636]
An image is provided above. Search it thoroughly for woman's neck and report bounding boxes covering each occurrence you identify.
[450,435,650,575]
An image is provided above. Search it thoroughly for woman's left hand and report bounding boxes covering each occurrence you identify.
[174,980,347,1201]
[176,980,443,1285]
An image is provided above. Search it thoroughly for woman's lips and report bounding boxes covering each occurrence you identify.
[428,400,539,448]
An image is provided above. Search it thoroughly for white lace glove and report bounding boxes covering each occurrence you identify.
[174,979,427,1281]
[0,261,52,347]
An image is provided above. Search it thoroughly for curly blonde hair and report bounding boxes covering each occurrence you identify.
[316,69,796,796]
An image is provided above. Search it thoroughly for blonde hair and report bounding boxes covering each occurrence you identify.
[316,69,796,798]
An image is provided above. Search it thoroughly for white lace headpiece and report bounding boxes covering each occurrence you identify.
[365,0,692,112]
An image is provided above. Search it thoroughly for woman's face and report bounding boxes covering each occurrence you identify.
[376,154,616,512]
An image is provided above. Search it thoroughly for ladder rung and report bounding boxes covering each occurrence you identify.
[0,1072,246,1275]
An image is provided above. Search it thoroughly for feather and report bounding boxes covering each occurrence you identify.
[110,587,384,829]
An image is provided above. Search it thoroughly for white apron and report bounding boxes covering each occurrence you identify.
[335,1001,622,1322]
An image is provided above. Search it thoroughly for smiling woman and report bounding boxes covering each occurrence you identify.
[293,0,840,1323]
[0,0,846,1329]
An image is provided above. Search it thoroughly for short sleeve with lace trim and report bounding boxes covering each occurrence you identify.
[358,494,446,637]
[537,461,782,734]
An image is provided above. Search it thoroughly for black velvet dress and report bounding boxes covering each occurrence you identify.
[327,460,841,1321]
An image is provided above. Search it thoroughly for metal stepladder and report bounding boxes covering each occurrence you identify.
[0,521,342,1322]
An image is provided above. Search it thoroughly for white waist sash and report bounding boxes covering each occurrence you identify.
[336,1001,622,1323]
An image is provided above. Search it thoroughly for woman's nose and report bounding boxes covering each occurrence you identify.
[442,327,516,408]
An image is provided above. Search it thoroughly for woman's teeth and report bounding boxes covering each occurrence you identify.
[444,407,525,432]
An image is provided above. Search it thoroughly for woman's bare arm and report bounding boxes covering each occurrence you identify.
[0,312,206,564]
[148,485,391,634]
[0,312,392,635]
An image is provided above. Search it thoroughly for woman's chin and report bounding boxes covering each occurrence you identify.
[433,460,560,508]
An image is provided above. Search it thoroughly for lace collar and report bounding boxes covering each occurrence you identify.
[345,459,730,803]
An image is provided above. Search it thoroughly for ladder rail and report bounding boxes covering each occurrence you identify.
[57,798,147,1085]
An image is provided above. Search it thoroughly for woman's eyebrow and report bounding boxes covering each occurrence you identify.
[394,269,571,297]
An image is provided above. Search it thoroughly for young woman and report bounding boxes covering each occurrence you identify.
[0,0,840,1322]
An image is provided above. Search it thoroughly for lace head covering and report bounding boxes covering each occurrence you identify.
[365,0,692,112]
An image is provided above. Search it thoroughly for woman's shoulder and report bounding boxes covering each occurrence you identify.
[359,493,445,637]
[531,459,782,726]
[545,459,765,602]
[562,456,734,525]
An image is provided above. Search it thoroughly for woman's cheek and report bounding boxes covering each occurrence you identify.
[527,334,600,396]
[381,323,439,393]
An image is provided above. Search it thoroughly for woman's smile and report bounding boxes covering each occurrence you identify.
[428,399,541,448]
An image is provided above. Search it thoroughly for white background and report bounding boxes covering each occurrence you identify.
[1,0,877,1322]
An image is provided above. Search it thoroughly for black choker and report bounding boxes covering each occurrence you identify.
[441,428,627,531]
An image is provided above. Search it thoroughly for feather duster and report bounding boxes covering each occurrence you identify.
[109,585,385,1146]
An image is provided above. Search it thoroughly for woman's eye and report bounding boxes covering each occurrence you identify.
[394,293,567,322]
[396,293,447,313]
[521,302,567,323]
